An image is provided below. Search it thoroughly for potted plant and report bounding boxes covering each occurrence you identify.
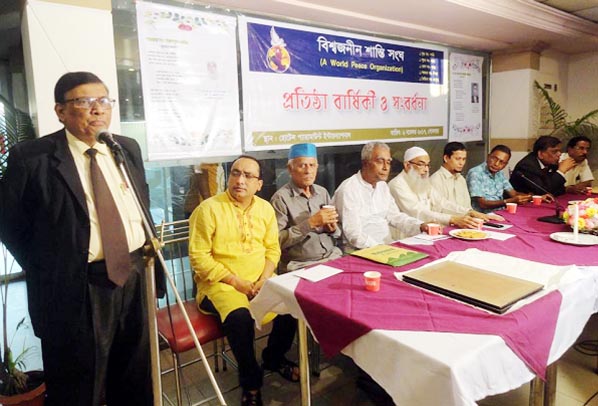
[534,80,598,139]
[0,95,45,405]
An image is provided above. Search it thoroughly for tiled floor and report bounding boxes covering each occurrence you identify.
[160,315,598,406]
[5,280,598,405]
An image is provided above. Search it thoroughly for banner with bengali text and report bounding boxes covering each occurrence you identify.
[239,16,448,150]
[136,1,241,161]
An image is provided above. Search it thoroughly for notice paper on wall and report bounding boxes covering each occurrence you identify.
[136,1,242,161]
[449,53,483,142]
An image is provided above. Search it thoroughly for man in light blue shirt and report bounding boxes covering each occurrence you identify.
[467,145,532,213]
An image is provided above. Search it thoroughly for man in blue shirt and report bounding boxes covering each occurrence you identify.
[467,145,533,213]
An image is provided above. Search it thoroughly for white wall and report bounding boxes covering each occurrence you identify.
[22,0,120,136]
[489,69,535,140]
[489,51,571,173]
[567,51,598,120]
[538,50,568,106]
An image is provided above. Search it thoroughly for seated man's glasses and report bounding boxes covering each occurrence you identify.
[230,169,260,181]
[408,160,430,169]
[488,155,508,166]
[63,97,116,110]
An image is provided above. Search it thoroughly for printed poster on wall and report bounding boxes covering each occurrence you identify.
[136,1,241,161]
[239,17,448,151]
[449,53,483,142]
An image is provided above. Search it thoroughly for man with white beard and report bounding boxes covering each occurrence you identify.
[388,146,503,228]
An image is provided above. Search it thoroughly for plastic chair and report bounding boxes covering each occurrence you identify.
[156,219,232,406]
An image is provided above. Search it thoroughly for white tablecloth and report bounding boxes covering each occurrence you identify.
[250,249,598,406]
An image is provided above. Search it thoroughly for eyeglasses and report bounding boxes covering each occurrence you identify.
[230,169,260,181]
[63,97,116,110]
[408,160,430,169]
[488,155,508,166]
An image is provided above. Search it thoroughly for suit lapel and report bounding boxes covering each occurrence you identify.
[52,130,89,216]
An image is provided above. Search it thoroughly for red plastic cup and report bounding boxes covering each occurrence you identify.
[427,223,441,236]
[532,195,542,205]
[506,203,517,214]
[364,271,381,292]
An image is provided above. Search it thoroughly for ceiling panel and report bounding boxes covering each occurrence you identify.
[1,0,598,62]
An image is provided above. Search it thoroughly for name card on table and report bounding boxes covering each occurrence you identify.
[293,264,343,282]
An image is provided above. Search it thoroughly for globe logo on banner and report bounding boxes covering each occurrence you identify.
[267,27,291,73]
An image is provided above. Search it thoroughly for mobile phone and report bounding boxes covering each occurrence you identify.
[484,222,506,229]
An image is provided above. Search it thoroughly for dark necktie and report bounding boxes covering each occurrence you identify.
[86,148,131,286]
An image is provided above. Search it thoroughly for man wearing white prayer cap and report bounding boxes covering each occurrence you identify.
[388,146,503,228]
[270,143,342,271]
[333,142,431,250]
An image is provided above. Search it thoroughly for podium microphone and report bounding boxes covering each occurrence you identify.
[514,171,564,224]
[96,129,124,165]
[96,129,122,152]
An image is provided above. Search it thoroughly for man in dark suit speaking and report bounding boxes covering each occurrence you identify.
[0,72,158,406]
[510,135,576,198]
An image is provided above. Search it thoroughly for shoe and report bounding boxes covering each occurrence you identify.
[262,358,300,383]
[241,389,263,406]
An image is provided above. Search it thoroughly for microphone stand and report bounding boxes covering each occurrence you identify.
[516,172,564,224]
[538,205,564,224]
[109,147,227,406]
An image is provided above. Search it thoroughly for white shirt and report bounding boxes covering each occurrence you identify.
[332,171,422,250]
[430,166,472,210]
[388,171,470,225]
[560,153,594,187]
[67,131,146,262]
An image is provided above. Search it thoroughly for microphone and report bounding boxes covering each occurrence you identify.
[95,129,124,165]
[514,171,564,224]
[95,129,123,153]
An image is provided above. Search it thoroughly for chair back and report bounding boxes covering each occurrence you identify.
[156,219,194,307]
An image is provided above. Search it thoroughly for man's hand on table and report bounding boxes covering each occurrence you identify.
[471,210,505,222]
[507,194,533,205]
[450,215,481,229]
[566,183,590,194]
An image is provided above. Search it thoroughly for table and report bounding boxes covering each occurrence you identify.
[250,195,598,406]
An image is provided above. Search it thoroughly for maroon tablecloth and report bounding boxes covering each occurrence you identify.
[295,255,561,379]
[293,195,596,380]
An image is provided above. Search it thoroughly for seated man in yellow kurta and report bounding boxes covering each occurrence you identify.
[189,155,297,406]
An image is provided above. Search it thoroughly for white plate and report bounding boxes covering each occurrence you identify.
[449,229,488,241]
[549,232,598,246]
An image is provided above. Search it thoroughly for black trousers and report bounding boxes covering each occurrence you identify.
[201,297,297,391]
[42,252,152,406]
